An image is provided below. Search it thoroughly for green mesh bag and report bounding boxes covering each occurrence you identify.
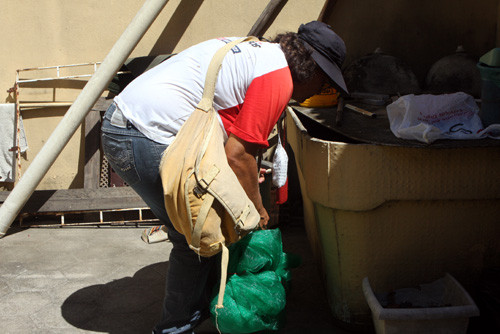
[210,228,300,333]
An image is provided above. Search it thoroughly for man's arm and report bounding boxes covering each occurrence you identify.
[225,133,269,227]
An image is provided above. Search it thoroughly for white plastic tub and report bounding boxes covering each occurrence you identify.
[362,274,480,334]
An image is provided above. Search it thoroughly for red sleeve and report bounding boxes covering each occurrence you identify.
[227,67,293,147]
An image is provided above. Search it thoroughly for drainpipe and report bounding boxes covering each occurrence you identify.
[0,0,169,238]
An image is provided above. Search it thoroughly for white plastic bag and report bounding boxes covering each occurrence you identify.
[387,92,500,143]
[272,135,288,188]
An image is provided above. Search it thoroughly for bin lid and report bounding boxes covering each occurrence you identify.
[479,48,500,67]
[290,102,500,148]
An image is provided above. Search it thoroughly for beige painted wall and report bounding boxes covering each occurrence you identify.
[0,0,324,190]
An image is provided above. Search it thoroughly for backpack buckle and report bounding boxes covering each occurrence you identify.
[193,185,206,198]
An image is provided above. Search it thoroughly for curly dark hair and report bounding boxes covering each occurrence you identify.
[272,32,318,84]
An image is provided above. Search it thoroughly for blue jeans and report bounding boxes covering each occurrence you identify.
[101,103,216,334]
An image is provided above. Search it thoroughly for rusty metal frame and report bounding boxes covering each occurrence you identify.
[18,207,160,228]
[7,62,98,180]
[7,62,129,180]
[6,63,150,228]
[13,62,129,108]
[16,62,101,83]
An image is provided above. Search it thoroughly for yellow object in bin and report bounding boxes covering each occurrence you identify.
[300,84,339,107]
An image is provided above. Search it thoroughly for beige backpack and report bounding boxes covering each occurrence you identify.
[159,37,261,309]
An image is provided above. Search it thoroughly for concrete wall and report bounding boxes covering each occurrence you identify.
[324,0,499,85]
[0,0,324,190]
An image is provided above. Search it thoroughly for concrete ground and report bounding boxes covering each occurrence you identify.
[0,220,352,334]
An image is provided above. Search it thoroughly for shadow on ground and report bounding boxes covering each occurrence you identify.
[62,262,168,334]
[59,223,347,334]
[4,225,29,237]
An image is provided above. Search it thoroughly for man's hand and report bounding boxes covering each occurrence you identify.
[258,206,270,229]
[225,134,269,228]
[258,168,270,184]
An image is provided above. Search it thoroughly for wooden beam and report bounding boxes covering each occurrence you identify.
[84,110,102,189]
[318,0,338,22]
[248,0,288,37]
[0,187,147,214]
[84,97,112,189]
[497,0,500,46]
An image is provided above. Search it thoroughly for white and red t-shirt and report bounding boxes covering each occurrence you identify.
[114,37,293,147]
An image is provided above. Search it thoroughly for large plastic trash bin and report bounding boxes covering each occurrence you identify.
[286,105,500,329]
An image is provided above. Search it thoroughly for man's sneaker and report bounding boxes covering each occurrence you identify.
[141,225,169,244]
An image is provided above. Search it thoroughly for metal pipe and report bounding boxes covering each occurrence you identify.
[0,0,169,238]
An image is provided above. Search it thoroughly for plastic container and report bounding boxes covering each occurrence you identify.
[362,274,480,334]
[286,106,500,329]
[477,48,500,126]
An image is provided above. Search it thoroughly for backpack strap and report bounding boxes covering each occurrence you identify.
[197,36,259,112]
[190,37,259,320]
[194,36,259,173]
[216,243,229,309]
[190,192,214,251]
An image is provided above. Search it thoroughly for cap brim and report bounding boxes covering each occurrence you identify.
[310,49,349,95]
